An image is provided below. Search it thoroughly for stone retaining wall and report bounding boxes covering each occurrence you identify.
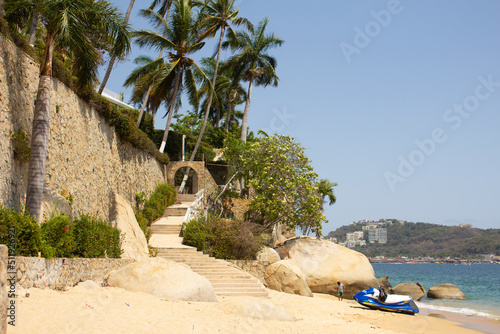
[14,257,135,290]
[0,34,166,221]
[227,260,270,284]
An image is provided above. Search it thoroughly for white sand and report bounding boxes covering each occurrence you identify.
[9,287,483,334]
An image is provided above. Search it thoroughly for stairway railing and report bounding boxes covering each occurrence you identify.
[183,189,205,223]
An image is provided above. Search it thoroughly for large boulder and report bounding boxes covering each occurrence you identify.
[392,282,426,301]
[427,284,466,299]
[264,260,313,297]
[278,236,384,299]
[107,257,217,302]
[109,193,149,261]
[257,247,281,264]
[40,186,72,223]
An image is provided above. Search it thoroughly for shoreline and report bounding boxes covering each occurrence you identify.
[10,286,499,334]
[418,307,500,334]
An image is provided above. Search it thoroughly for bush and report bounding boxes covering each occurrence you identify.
[183,214,264,260]
[73,214,122,258]
[140,183,176,225]
[42,214,76,257]
[0,205,54,258]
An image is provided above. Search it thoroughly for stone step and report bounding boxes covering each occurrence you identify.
[177,194,196,202]
[207,278,259,284]
[215,291,269,298]
[212,283,264,289]
[213,287,266,293]
[150,226,182,234]
[165,207,188,216]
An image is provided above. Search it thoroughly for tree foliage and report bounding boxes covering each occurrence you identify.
[240,135,327,236]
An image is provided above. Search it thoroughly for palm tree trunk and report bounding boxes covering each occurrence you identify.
[98,0,135,95]
[26,35,55,222]
[136,84,152,127]
[28,11,39,46]
[159,67,183,153]
[177,25,225,193]
[225,95,234,131]
[240,79,254,142]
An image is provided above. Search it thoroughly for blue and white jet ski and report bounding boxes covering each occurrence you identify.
[353,287,419,315]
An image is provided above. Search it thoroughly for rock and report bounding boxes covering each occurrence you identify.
[427,284,466,299]
[392,282,426,301]
[264,260,313,297]
[72,280,100,290]
[278,236,384,299]
[39,186,72,223]
[109,193,149,261]
[216,299,297,321]
[257,247,281,264]
[107,258,217,302]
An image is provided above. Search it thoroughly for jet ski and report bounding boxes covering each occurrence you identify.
[353,287,419,315]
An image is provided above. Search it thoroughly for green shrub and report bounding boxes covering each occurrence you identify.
[11,128,30,164]
[0,205,54,258]
[183,214,264,260]
[141,183,176,225]
[41,214,76,257]
[73,214,122,258]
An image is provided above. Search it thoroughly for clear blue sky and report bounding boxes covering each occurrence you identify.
[103,0,500,233]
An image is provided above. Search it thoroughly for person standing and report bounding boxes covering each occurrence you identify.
[337,281,345,301]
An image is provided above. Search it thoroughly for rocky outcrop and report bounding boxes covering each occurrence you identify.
[427,284,466,299]
[107,258,217,302]
[109,192,149,261]
[392,282,426,301]
[39,186,72,223]
[257,247,280,264]
[276,236,384,299]
[264,260,313,297]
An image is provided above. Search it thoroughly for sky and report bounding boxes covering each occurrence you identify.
[102,0,500,233]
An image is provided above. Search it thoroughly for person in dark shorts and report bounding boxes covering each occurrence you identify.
[337,281,345,301]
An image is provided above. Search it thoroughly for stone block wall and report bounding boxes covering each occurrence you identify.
[227,260,270,284]
[15,257,135,290]
[0,34,166,221]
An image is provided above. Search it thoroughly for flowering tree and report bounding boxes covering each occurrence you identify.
[242,135,327,236]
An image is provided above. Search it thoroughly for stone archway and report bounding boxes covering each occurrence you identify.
[166,161,217,194]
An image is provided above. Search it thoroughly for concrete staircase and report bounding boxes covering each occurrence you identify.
[149,195,268,299]
[157,247,268,298]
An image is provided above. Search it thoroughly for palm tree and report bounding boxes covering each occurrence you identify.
[4,0,44,46]
[25,0,130,222]
[133,0,173,129]
[97,0,135,95]
[177,0,251,193]
[318,179,337,206]
[223,17,283,142]
[133,1,211,153]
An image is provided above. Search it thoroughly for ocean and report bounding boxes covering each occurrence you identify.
[372,263,500,320]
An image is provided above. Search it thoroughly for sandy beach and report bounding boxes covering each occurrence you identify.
[9,285,498,334]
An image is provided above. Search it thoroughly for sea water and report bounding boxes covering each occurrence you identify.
[372,263,500,320]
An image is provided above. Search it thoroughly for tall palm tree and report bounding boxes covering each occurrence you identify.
[223,17,283,142]
[97,0,135,95]
[25,0,130,222]
[4,0,44,46]
[134,0,173,129]
[133,1,211,153]
[177,0,251,193]
[318,179,337,206]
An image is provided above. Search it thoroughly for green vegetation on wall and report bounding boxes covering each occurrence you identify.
[0,205,122,258]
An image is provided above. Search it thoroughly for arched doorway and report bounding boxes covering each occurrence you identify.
[174,167,199,194]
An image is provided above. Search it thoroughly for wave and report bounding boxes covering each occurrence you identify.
[416,301,500,321]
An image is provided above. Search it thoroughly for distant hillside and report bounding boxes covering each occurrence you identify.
[326,221,500,258]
